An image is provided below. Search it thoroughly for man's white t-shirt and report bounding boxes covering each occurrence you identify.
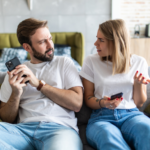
[79,54,149,109]
[0,56,83,132]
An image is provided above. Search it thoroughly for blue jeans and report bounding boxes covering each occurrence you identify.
[86,108,150,150]
[0,121,83,150]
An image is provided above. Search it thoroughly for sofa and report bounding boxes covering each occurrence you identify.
[0,33,150,150]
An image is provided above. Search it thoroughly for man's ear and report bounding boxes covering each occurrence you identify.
[22,43,32,53]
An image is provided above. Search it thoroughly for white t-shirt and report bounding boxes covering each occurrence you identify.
[79,54,149,109]
[0,56,83,132]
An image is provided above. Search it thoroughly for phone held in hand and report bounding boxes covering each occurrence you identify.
[110,92,123,100]
[5,57,21,72]
[5,57,29,84]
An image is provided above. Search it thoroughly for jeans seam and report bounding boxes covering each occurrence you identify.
[121,130,138,148]
[33,122,44,150]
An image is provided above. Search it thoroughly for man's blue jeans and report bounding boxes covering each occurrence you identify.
[0,121,83,150]
[86,108,150,150]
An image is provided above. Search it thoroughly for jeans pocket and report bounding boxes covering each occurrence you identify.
[126,107,138,112]
[91,109,103,119]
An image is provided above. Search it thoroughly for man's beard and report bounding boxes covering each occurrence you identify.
[31,46,54,62]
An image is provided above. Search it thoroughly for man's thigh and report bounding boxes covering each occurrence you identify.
[0,122,35,150]
[42,127,83,150]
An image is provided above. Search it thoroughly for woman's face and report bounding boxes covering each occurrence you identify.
[94,30,112,57]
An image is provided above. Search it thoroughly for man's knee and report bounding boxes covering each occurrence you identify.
[45,129,83,150]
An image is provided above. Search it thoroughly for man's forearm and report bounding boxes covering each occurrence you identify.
[0,93,20,123]
[133,83,147,107]
[41,84,82,112]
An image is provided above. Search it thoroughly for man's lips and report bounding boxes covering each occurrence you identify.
[46,49,53,55]
[46,50,53,55]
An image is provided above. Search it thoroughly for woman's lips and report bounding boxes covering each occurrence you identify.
[97,50,101,52]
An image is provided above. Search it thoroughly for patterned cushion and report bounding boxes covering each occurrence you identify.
[0,47,28,62]
[0,47,28,72]
[54,44,71,57]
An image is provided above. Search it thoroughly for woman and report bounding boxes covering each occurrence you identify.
[80,19,150,150]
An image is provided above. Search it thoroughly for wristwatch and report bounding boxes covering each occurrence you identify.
[37,80,46,91]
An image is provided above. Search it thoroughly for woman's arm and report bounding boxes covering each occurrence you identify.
[82,78,122,110]
[133,71,148,108]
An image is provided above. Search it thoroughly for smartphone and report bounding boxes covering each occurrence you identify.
[5,57,29,83]
[110,92,123,100]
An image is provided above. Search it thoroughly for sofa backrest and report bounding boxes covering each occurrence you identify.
[0,32,85,66]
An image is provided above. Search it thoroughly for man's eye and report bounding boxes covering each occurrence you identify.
[40,41,45,44]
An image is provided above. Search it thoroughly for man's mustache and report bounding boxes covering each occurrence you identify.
[45,48,54,54]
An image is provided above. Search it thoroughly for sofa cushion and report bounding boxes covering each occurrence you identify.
[75,100,92,126]
[0,47,27,62]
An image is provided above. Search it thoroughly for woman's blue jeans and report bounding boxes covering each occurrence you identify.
[0,121,83,150]
[86,108,150,150]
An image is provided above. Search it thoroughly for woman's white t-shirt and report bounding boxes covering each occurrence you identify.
[80,54,149,109]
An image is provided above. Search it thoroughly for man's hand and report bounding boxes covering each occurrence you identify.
[8,70,26,97]
[100,96,123,110]
[14,64,39,87]
[134,71,150,85]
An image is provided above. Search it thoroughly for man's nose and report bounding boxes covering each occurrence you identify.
[47,40,53,49]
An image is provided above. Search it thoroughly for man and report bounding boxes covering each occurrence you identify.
[0,18,83,150]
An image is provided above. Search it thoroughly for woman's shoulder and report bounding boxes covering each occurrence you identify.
[131,54,147,64]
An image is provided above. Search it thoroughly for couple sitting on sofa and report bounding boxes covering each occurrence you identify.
[0,18,150,150]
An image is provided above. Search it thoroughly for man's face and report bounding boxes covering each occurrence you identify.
[30,27,54,62]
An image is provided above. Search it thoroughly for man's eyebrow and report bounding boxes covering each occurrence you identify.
[37,36,52,43]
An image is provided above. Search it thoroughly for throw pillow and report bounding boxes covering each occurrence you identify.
[0,47,28,62]
[54,44,71,57]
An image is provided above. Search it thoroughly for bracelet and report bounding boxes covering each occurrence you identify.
[99,98,103,108]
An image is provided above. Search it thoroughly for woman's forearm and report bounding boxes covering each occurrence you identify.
[133,82,147,108]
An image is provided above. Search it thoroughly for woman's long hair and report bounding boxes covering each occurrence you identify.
[99,19,130,75]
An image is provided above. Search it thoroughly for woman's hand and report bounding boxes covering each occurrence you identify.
[134,71,150,85]
[100,96,123,110]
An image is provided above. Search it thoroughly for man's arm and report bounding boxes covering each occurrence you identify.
[41,85,83,112]
[14,64,83,112]
[0,71,26,123]
[0,94,20,123]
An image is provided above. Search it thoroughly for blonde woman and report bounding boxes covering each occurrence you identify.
[80,19,150,150]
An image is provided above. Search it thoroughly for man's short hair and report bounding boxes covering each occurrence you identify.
[17,18,48,46]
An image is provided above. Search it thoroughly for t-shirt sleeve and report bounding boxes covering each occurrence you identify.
[64,57,83,90]
[140,58,149,79]
[79,56,94,83]
[0,73,12,103]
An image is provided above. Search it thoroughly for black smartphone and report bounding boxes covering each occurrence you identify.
[110,92,123,100]
[5,57,29,83]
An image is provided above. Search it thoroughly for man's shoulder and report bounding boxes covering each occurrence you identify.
[54,56,73,64]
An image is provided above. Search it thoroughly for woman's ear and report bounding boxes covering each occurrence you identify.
[22,43,32,53]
